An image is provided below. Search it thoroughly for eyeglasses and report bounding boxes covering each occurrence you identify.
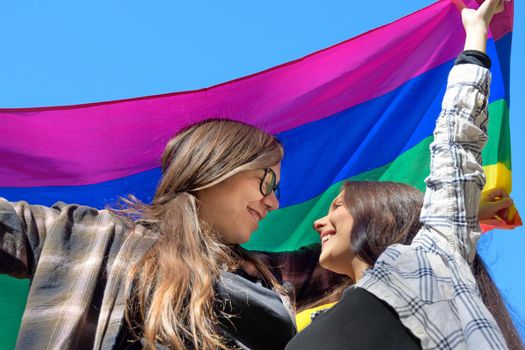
[259,168,280,198]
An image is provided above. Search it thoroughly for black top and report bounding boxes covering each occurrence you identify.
[216,271,297,349]
[114,271,296,349]
[285,287,421,350]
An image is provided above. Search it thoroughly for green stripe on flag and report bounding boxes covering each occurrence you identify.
[245,99,510,252]
[244,136,433,252]
[483,99,511,169]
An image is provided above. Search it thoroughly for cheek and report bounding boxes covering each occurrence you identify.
[335,210,354,234]
[198,190,244,235]
[198,175,264,244]
[218,194,261,243]
[225,177,262,206]
[318,231,353,274]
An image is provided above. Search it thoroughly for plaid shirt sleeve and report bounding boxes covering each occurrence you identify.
[419,62,490,263]
[0,199,61,278]
[0,199,138,349]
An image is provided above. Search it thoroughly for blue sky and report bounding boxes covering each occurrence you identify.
[1,0,524,339]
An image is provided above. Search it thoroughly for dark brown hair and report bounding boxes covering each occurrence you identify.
[342,181,423,265]
[315,181,523,349]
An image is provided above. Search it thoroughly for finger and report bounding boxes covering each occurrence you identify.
[498,207,510,221]
[489,197,513,213]
[494,0,505,14]
[484,187,509,200]
[477,0,502,17]
[493,0,506,13]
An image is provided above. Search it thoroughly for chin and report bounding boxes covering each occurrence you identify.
[238,237,250,245]
[222,230,251,245]
[237,230,253,245]
[319,254,343,275]
[319,254,331,271]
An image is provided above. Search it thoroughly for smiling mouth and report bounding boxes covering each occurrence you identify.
[248,208,263,222]
[320,231,336,245]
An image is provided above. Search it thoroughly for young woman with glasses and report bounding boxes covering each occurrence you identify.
[0,119,347,350]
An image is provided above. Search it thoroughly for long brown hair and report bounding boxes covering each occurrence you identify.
[121,119,284,350]
[315,181,523,349]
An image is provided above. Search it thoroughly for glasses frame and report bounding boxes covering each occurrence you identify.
[259,168,280,198]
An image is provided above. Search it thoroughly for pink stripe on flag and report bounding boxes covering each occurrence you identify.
[0,0,511,187]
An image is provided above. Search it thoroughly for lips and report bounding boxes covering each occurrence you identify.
[320,230,336,245]
[248,208,263,222]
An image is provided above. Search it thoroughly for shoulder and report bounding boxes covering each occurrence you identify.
[44,202,135,245]
[376,226,463,270]
[50,201,129,226]
[359,230,477,304]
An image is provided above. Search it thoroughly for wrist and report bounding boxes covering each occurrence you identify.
[464,23,489,36]
[463,27,488,52]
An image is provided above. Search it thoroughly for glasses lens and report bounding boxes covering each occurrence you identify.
[261,169,276,196]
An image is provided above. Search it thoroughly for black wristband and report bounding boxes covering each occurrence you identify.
[454,50,491,69]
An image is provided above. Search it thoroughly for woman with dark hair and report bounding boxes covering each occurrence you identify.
[286,0,523,349]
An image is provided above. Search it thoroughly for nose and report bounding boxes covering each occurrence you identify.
[262,191,280,211]
[313,215,329,234]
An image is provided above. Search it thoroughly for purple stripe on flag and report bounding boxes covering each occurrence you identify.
[0,0,511,187]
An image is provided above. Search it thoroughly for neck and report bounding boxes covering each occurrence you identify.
[351,258,370,282]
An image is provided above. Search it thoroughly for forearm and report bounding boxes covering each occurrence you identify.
[453,53,515,224]
[464,25,488,53]
[420,63,491,261]
[420,0,503,262]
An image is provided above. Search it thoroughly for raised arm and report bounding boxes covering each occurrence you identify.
[462,0,505,53]
[419,0,504,262]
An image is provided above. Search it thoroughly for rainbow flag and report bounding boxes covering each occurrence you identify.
[0,0,518,347]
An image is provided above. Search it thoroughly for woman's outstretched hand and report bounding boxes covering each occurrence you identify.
[479,187,513,221]
[462,0,507,52]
